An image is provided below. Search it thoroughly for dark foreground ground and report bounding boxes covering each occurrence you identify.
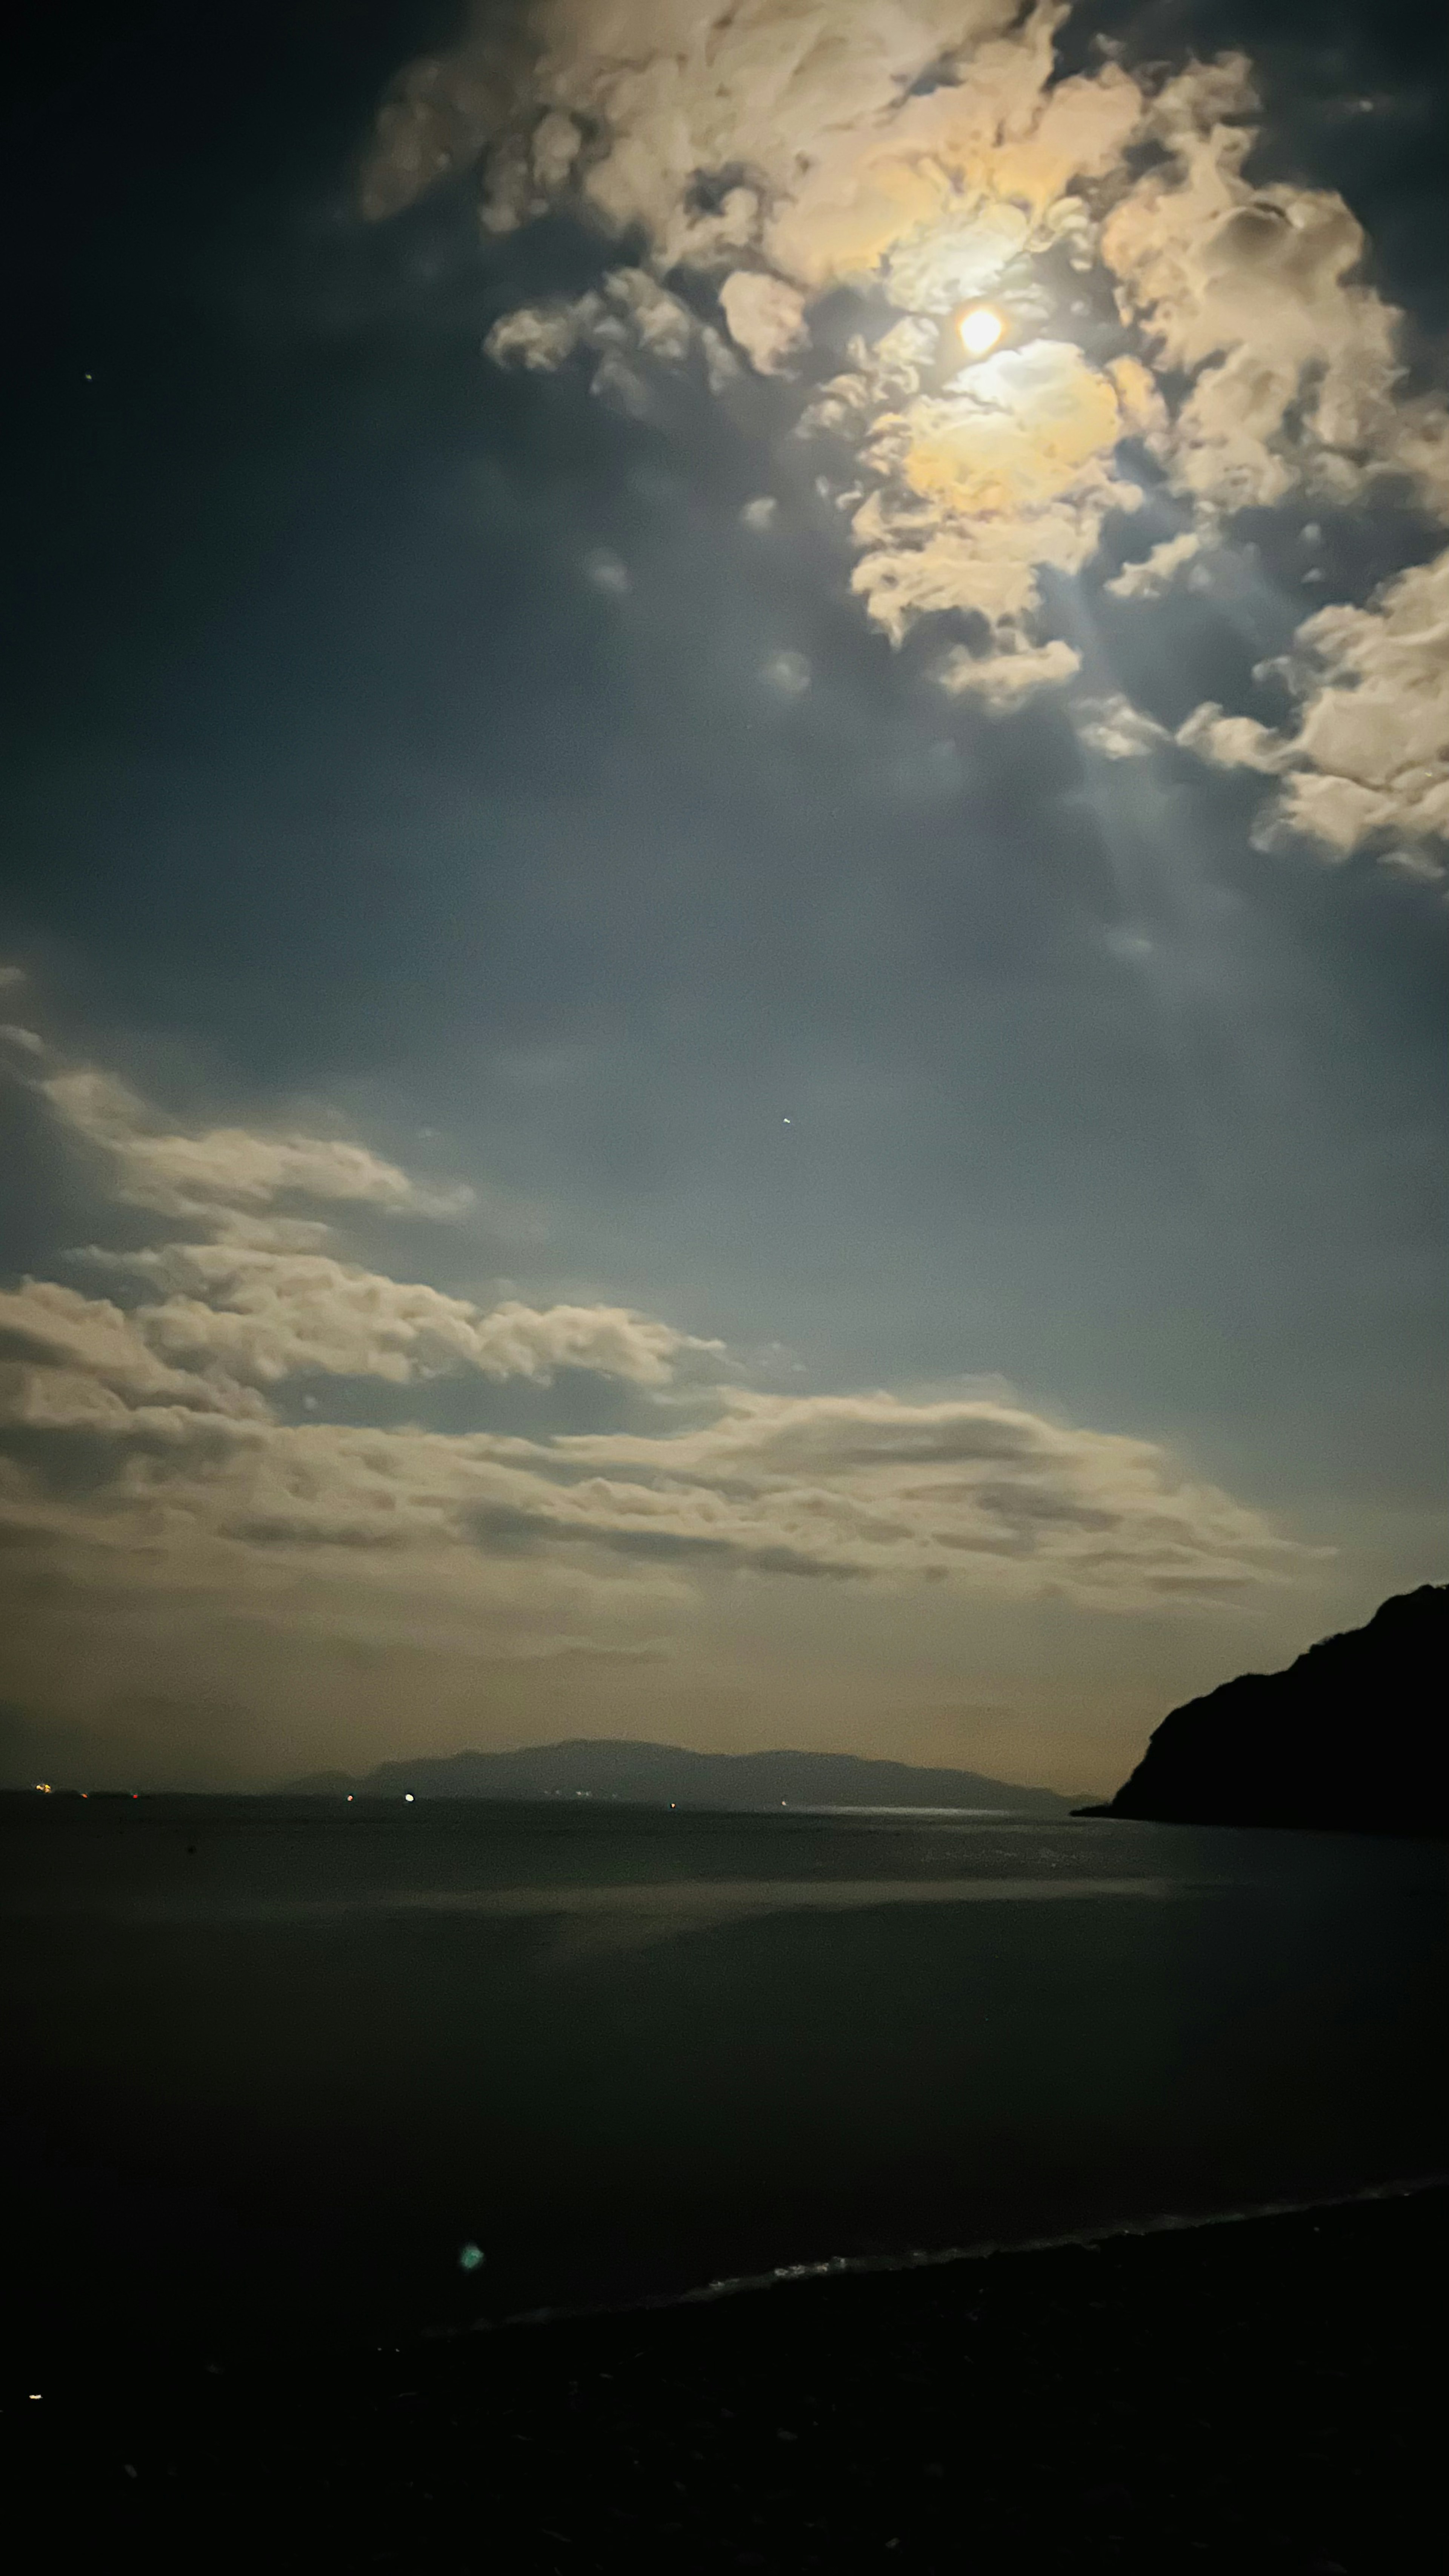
[5,2183,1441,2572]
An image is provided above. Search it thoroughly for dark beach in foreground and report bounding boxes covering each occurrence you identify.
[6,1790,1444,2565]
[8,2181,1441,2571]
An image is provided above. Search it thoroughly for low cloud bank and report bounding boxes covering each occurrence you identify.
[0,1032,1301,1635]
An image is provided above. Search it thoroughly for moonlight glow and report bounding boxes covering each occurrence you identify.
[957,304,1005,359]
[0,0,1444,1819]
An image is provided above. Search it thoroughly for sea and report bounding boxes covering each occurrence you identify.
[4,1793,1446,2373]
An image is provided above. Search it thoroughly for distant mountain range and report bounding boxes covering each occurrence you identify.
[1078,1584,1448,1835]
[286,1738,1070,1815]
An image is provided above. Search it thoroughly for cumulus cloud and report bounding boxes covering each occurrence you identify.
[936,634,1078,708]
[1103,529,1203,601]
[3,1047,721,1417]
[718,271,809,374]
[484,265,738,414]
[365,2,1449,860]
[1074,692,1169,760]
[444,3,1163,671]
[110,1244,722,1391]
[835,337,1162,650]
[0,1279,268,1421]
[1097,61,1449,528]
[484,301,584,372]
[1175,701,1290,777]
[1177,546,1449,869]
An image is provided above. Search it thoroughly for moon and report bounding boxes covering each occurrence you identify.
[957,303,1005,359]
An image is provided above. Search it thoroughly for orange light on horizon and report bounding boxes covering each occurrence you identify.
[957,303,1005,359]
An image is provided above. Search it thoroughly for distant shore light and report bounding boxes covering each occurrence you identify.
[957,303,1004,358]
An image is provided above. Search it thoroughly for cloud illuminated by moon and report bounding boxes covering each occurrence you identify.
[362,1,1449,870]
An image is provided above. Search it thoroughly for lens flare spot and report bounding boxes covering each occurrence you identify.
[957,303,1005,358]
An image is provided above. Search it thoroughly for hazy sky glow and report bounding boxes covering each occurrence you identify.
[1,0,1444,1794]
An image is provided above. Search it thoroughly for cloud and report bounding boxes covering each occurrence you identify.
[2,1004,1317,1754]
[111,1243,723,1390]
[38,1065,475,1225]
[1,1031,1301,1613]
[1098,61,1407,514]
[936,635,1078,709]
[0,1349,1300,1613]
[484,266,739,414]
[1074,693,1169,760]
[359,25,522,224]
[1175,701,1291,777]
[760,647,811,698]
[1176,546,1449,869]
[0,1279,268,1421]
[0,1025,46,1056]
[484,301,583,371]
[0,1086,1310,1758]
[835,338,1162,649]
[500,1384,1299,1605]
[584,546,630,594]
[1,1037,720,1415]
[5,1042,725,1425]
[383,0,1135,291]
[365,2,1449,857]
[473,1384,1304,1603]
[440,3,1162,677]
[718,271,809,374]
[1104,529,1203,601]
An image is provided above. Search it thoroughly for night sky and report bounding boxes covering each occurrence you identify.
[2,0,1444,1795]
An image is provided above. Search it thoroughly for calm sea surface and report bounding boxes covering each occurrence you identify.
[4,1795,1446,2367]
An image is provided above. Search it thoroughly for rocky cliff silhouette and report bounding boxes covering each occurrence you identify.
[1080,1585,1447,1833]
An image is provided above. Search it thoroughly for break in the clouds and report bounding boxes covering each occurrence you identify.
[361,0,1449,877]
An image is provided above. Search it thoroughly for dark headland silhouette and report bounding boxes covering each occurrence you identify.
[287,1738,1070,1814]
[1079,1584,1448,1834]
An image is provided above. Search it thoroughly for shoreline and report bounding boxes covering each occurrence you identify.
[8,2177,1443,2568]
[459,2164,1449,2337]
